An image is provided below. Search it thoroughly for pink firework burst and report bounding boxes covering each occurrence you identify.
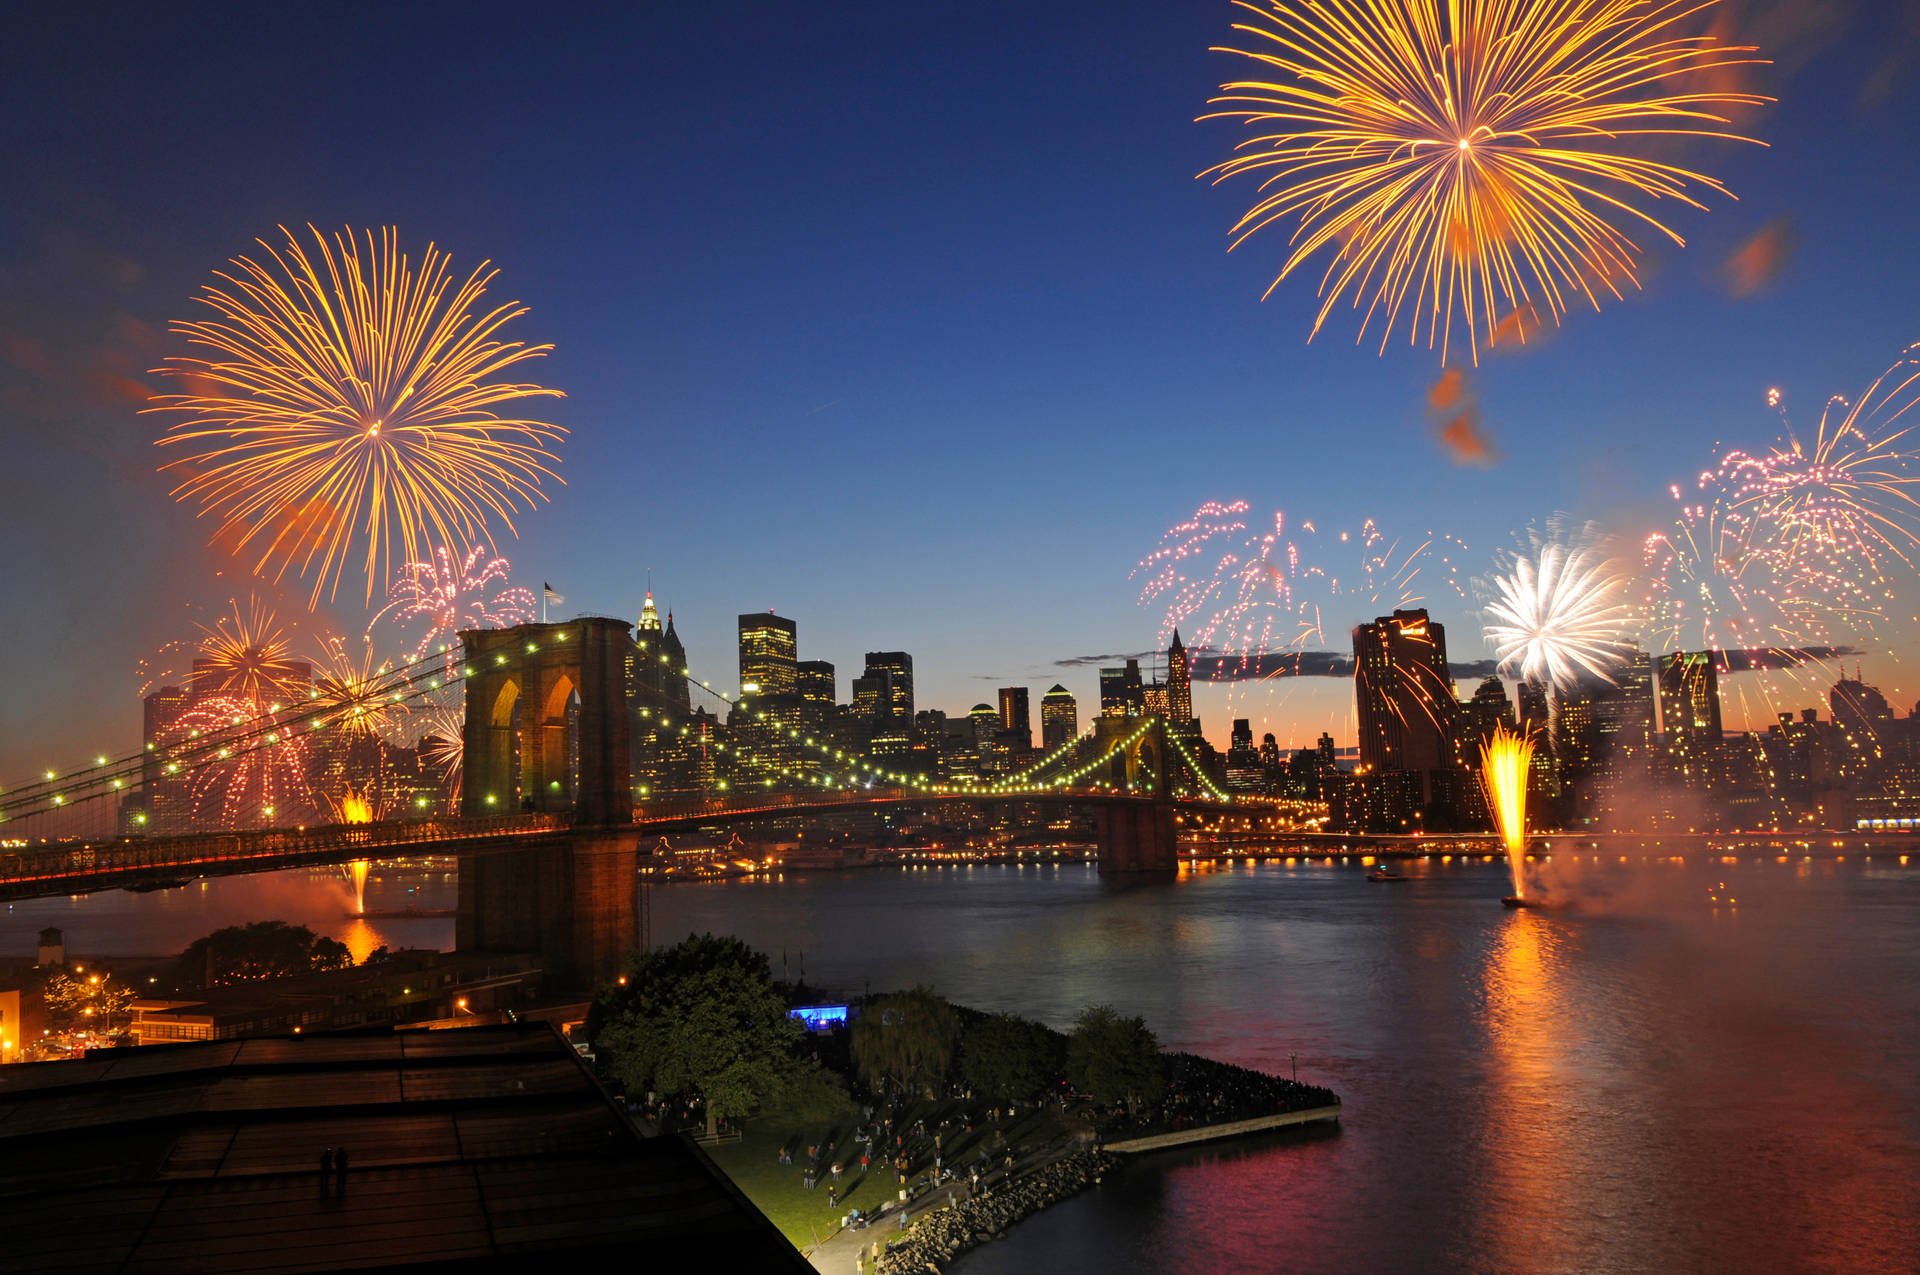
[155,694,312,829]
[1134,501,1465,673]
[369,546,536,660]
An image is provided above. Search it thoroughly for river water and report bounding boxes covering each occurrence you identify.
[6,852,1917,1273]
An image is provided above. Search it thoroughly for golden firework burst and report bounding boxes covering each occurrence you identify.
[150,225,566,604]
[1201,0,1770,365]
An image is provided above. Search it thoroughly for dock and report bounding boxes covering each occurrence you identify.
[1101,1103,1342,1154]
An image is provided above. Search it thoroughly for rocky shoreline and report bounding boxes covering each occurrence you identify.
[874,1148,1116,1274]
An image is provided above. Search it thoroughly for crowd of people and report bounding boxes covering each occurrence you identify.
[1114,1051,1340,1137]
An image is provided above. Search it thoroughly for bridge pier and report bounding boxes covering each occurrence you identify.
[1095,800,1178,876]
[456,829,639,992]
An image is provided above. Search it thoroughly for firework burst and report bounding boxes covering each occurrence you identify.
[368,544,536,660]
[1136,501,1466,671]
[140,595,309,706]
[1727,346,1920,606]
[416,700,466,805]
[156,694,312,829]
[150,225,566,605]
[1200,0,1769,365]
[1480,522,1638,692]
[310,633,410,744]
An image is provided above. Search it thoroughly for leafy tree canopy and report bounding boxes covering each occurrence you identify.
[42,970,136,1034]
[175,921,353,987]
[850,986,960,1096]
[1067,1004,1165,1109]
[593,934,803,1138]
[960,1012,1063,1103]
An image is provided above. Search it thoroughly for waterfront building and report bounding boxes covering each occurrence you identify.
[998,686,1032,750]
[1041,684,1078,748]
[1167,630,1193,725]
[1657,651,1723,790]
[854,651,914,723]
[737,611,797,697]
[1352,609,1459,808]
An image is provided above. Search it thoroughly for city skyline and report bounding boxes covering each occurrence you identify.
[5,3,1920,774]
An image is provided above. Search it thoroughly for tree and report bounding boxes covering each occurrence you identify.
[961,1013,1062,1103]
[1067,1004,1164,1110]
[851,987,960,1096]
[42,970,135,1036]
[174,920,354,987]
[594,935,804,1139]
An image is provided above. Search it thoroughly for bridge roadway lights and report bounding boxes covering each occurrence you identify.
[455,618,642,991]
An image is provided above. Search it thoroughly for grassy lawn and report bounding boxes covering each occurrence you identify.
[706,1101,1072,1253]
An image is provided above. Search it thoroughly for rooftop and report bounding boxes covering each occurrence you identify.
[0,1022,807,1273]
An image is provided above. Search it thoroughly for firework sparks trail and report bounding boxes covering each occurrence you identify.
[1200,0,1769,365]
[1135,501,1467,672]
[141,596,309,705]
[310,632,410,744]
[368,545,536,661]
[150,225,566,606]
[1726,345,1920,611]
[1480,724,1535,899]
[1480,522,1638,692]
[156,694,312,829]
[417,699,466,805]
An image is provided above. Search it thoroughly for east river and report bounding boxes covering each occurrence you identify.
[6,852,1918,1273]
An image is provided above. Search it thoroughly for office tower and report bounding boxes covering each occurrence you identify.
[1831,676,1893,763]
[997,687,1031,749]
[632,591,690,714]
[969,703,1000,748]
[1352,609,1458,803]
[1231,718,1253,752]
[1516,680,1549,739]
[1099,666,1129,717]
[1041,684,1078,748]
[797,660,836,707]
[737,611,797,696]
[854,652,914,722]
[1591,649,1654,763]
[1166,629,1193,725]
[1657,651,1723,787]
[1142,684,1170,718]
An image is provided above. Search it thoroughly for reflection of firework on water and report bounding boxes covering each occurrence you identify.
[368,545,536,660]
[1199,0,1768,365]
[1724,346,1920,621]
[150,225,566,605]
[310,633,409,743]
[157,695,311,829]
[417,701,465,804]
[1480,521,1638,692]
[1135,501,1466,672]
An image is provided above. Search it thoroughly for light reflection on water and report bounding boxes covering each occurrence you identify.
[662,855,1920,1275]
[0,863,457,960]
[2,853,1916,1271]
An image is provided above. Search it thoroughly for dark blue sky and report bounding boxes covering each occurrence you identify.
[4,0,1918,770]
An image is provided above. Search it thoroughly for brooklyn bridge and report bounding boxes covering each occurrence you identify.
[0,617,1310,986]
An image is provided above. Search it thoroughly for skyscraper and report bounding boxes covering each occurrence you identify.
[1166,629,1193,728]
[737,611,797,697]
[1041,684,1078,748]
[1097,659,1145,717]
[997,687,1031,749]
[1352,609,1458,805]
[1657,651,1723,788]
[797,660,836,707]
[855,651,914,722]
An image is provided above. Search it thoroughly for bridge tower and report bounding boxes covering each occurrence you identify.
[457,618,640,990]
[1091,716,1178,876]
